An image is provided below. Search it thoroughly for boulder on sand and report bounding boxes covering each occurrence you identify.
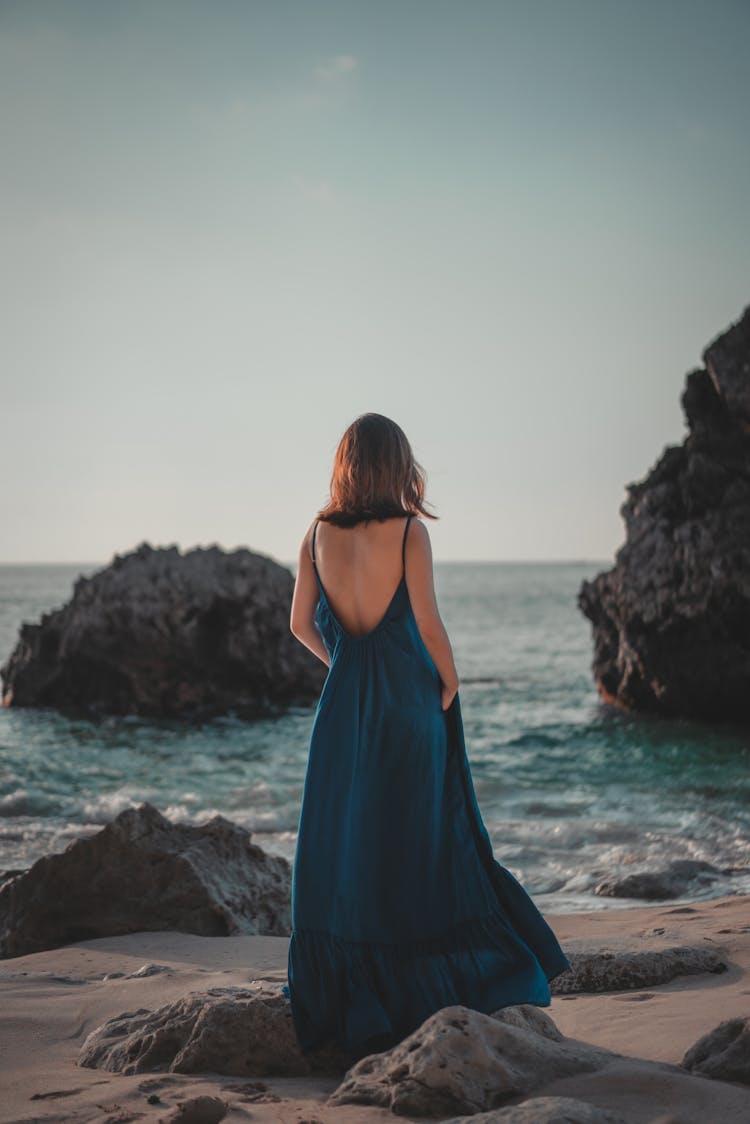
[0,802,291,958]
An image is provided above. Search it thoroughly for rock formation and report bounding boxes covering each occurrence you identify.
[578,303,750,721]
[79,992,749,1116]
[73,992,630,1092]
[0,802,291,957]
[0,540,325,719]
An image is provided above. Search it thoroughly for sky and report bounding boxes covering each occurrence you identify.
[1,0,748,565]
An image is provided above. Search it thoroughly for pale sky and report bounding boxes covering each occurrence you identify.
[1,0,748,564]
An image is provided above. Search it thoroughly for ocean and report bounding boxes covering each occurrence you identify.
[1,560,748,915]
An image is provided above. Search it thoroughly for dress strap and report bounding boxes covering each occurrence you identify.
[402,514,413,574]
[311,519,319,564]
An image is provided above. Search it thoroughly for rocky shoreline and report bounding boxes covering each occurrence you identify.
[1,804,749,1120]
[1,891,748,1122]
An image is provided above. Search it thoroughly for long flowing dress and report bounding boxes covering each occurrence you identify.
[284,514,570,1056]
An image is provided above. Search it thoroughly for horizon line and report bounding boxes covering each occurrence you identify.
[0,557,614,567]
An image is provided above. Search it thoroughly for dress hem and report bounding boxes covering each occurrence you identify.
[286,906,571,1056]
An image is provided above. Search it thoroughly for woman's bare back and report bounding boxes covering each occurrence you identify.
[312,516,411,639]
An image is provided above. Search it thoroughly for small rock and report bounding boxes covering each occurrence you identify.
[443,1095,628,1122]
[681,1015,750,1084]
[159,1095,228,1123]
[595,859,719,899]
[127,963,171,978]
[550,944,726,994]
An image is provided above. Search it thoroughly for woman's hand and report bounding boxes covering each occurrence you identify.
[440,680,459,711]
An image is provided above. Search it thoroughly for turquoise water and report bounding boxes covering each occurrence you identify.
[1,560,748,914]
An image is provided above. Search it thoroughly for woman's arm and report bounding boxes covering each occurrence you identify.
[290,523,330,667]
[406,518,460,710]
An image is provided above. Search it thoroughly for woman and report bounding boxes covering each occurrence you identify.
[284,412,570,1060]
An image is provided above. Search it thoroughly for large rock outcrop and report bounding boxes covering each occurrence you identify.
[0,802,291,957]
[578,303,750,721]
[0,540,325,719]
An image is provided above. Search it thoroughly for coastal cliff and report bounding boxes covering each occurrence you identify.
[578,303,750,722]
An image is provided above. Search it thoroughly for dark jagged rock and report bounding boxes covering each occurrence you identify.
[0,540,325,719]
[578,303,750,721]
[0,802,291,957]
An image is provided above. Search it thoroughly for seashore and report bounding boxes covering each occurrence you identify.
[0,891,749,1123]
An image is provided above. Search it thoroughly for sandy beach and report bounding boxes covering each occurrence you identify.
[1,892,748,1123]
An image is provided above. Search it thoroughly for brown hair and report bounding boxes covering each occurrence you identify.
[317,413,438,527]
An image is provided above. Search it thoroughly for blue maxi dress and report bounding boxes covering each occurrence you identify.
[285,514,570,1056]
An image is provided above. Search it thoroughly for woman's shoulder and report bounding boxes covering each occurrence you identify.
[299,517,321,558]
[407,513,432,550]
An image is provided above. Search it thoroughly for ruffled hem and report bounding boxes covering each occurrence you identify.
[285,907,571,1056]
